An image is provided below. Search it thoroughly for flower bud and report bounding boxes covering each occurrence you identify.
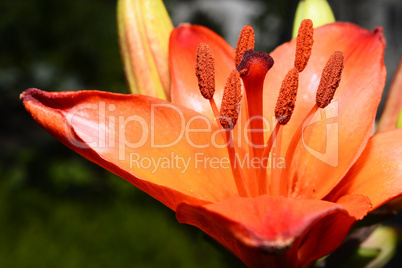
[292,0,335,39]
[118,0,173,99]
[359,226,397,268]
[397,109,402,128]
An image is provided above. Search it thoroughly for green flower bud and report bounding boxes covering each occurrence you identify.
[396,109,402,128]
[359,226,398,268]
[292,0,335,39]
[118,0,173,99]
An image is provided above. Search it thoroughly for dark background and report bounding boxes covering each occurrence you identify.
[1,0,401,267]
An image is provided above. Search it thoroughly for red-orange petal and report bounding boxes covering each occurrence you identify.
[169,24,235,118]
[327,129,402,210]
[292,213,355,267]
[176,195,361,267]
[265,23,386,200]
[21,88,239,210]
[287,195,371,267]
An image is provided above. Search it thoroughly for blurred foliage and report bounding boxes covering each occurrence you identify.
[0,142,243,267]
[0,0,243,266]
[0,0,126,94]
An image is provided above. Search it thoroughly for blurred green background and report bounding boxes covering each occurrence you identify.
[1,0,402,267]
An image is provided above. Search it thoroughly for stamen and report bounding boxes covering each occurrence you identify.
[268,69,298,197]
[219,69,242,129]
[280,52,343,197]
[218,69,248,197]
[195,43,215,100]
[274,68,299,125]
[225,130,249,197]
[316,51,344,108]
[281,52,343,197]
[257,121,280,195]
[282,105,319,196]
[238,50,274,158]
[294,19,314,72]
[235,25,255,68]
[270,126,283,197]
[267,69,299,197]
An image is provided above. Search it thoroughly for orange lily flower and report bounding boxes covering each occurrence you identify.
[21,20,402,267]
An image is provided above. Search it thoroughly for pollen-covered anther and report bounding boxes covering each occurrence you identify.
[235,25,255,68]
[195,43,215,99]
[316,51,344,108]
[219,69,242,129]
[294,19,314,72]
[275,68,299,125]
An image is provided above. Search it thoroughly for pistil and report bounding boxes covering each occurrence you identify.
[237,50,274,158]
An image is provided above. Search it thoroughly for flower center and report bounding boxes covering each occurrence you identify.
[195,19,344,198]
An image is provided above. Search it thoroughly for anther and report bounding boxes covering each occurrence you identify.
[294,19,314,72]
[235,25,255,68]
[316,51,344,108]
[219,69,242,129]
[275,68,299,125]
[195,43,215,99]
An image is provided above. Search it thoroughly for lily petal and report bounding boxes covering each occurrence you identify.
[327,129,402,210]
[21,88,238,210]
[169,24,235,118]
[264,23,386,200]
[118,0,172,98]
[177,195,365,267]
[292,213,355,267]
[292,194,371,268]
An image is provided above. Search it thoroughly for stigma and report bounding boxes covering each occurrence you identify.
[194,19,344,198]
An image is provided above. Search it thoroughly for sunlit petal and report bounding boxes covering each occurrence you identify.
[21,88,238,209]
[177,195,365,267]
[327,129,402,210]
[170,24,235,118]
